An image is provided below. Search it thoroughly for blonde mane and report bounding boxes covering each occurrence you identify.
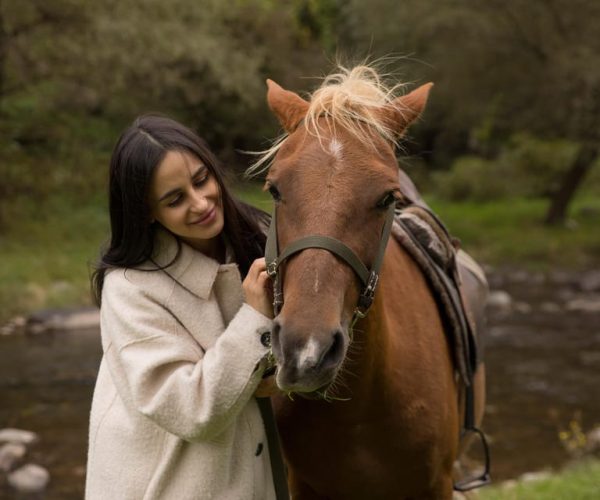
[247,64,407,176]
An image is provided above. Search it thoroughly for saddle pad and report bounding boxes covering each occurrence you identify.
[391,205,480,386]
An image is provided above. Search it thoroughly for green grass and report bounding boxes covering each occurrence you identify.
[479,459,600,500]
[0,181,598,324]
[427,194,600,271]
[233,180,272,213]
[0,194,109,322]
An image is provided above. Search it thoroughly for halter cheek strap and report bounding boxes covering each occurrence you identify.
[265,203,396,326]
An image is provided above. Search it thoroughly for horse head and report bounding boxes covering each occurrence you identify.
[258,66,433,395]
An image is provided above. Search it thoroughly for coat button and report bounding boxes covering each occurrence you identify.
[255,442,264,456]
[260,331,271,348]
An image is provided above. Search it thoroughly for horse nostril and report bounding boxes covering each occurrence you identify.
[319,330,345,371]
[272,320,281,337]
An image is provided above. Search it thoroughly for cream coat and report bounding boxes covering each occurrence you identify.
[86,230,276,499]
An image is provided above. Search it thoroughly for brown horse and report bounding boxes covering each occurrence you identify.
[256,66,486,500]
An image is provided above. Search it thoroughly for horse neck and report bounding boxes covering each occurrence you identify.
[340,296,391,399]
[337,239,445,405]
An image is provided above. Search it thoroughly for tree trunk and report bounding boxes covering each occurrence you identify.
[544,143,598,225]
[0,1,6,107]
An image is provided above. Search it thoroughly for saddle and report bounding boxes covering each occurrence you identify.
[392,204,486,385]
[394,169,491,491]
[393,169,487,385]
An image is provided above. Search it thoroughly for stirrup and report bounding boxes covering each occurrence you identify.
[453,427,491,492]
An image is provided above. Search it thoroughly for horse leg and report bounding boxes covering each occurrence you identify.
[288,469,326,500]
[416,474,455,500]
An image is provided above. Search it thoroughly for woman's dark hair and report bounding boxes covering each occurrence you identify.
[91,114,268,305]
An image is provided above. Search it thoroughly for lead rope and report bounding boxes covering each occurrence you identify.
[256,397,290,500]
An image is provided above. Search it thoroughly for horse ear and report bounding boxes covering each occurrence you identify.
[386,82,434,136]
[266,79,310,133]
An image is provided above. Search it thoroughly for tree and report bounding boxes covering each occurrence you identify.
[473,0,600,225]
[0,0,331,159]
[338,0,600,223]
[544,144,598,225]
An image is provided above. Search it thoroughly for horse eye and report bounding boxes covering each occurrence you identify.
[268,184,282,202]
[377,192,397,209]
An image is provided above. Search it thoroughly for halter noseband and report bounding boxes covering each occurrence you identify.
[265,203,396,328]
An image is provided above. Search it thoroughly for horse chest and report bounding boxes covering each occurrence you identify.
[276,398,453,499]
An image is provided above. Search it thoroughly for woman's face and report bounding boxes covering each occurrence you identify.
[149,150,224,255]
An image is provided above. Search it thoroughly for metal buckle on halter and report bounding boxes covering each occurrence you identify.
[351,274,377,333]
[266,260,278,278]
[357,271,379,313]
[365,271,379,295]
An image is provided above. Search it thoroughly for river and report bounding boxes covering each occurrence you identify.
[1,271,599,498]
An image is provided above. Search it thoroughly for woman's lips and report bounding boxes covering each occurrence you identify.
[191,207,216,226]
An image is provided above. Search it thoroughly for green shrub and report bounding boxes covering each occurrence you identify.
[500,132,579,198]
[432,155,513,201]
[432,134,582,202]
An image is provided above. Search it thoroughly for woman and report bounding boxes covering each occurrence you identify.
[86,115,280,499]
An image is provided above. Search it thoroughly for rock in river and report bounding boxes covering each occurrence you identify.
[487,290,513,312]
[7,463,50,493]
[0,428,38,446]
[0,443,26,472]
[26,307,100,334]
[579,271,600,293]
[566,296,600,313]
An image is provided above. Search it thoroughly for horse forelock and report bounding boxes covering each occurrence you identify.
[304,65,404,149]
[247,64,409,176]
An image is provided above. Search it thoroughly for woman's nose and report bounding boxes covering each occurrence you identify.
[189,190,209,212]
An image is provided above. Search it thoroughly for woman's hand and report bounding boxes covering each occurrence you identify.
[242,258,274,319]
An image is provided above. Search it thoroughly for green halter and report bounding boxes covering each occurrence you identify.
[265,202,397,327]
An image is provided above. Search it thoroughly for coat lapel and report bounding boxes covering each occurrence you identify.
[149,228,245,326]
[150,228,220,300]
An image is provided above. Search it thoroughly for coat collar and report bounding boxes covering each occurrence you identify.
[144,227,237,300]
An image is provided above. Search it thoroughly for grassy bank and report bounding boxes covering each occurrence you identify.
[0,194,109,323]
[479,459,600,499]
[1,182,598,324]
[428,194,600,271]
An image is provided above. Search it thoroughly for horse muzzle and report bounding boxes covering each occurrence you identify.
[271,319,348,393]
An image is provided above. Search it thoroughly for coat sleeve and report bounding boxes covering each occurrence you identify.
[100,272,272,442]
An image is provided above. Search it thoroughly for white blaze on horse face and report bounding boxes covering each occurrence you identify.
[297,337,321,371]
[313,269,320,294]
[328,139,343,161]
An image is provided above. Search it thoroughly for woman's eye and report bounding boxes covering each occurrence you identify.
[194,175,209,187]
[268,184,281,202]
[167,195,183,207]
[377,192,397,209]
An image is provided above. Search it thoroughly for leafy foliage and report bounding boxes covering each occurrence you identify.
[433,134,584,201]
[0,0,598,227]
